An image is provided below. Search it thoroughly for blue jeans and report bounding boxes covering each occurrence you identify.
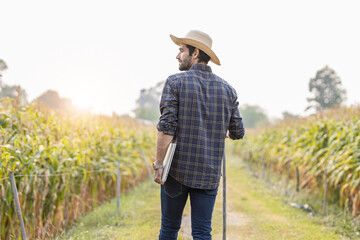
[159,175,218,240]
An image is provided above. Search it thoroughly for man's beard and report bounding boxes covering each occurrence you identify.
[179,56,192,71]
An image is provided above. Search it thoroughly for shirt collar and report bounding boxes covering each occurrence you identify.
[190,64,212,73]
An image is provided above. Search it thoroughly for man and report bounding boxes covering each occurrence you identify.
[154,30,245,240]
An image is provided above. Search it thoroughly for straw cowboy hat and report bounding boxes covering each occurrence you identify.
[170,30,221,66]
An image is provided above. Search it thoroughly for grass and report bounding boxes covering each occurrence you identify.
[53,177,161,240]
[54,153,355,240]
[222,156,343,240]
[241,158,360,239]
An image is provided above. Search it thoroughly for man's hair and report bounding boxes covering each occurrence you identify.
[186,44,211,64]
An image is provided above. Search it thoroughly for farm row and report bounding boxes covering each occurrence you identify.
[233,106,360,217]
[0,99,156,239]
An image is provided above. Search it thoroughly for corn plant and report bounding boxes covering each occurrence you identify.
[0,98,156,239]
[232,106,360,216]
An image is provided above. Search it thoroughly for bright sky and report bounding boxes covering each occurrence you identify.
[1,0,359,119]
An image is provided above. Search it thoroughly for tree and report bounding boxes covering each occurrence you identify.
[0,85,28,103]
[282,111,300,119]
[306,66,346,112]
[34,90,73,110]
[0,59,7,72]
[0,59,8,84]
[134,81,164,123]
[239,104,269,128]
[0,59,28,104]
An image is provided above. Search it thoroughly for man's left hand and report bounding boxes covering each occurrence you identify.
[154,168,165,185]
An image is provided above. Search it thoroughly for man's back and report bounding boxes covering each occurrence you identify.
[157,64,244,189]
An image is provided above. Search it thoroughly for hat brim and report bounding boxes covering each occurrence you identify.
[170,34,221,66]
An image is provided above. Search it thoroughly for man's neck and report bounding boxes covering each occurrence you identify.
[191,61,207,67]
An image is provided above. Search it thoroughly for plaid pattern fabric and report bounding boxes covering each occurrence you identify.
[157,64,244,189]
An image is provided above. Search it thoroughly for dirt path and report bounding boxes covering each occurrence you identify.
[180,209,249,240]
[177,154,345,240]
[57,154,348,240]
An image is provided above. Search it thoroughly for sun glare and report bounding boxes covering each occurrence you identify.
[71,95,94,112]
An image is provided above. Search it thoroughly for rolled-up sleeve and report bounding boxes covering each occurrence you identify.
[229,94,245,140]
[157,78,178,136]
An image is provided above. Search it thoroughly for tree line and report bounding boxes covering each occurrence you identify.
[0,59,76,110]
[0,58,347,124]
[133,66,347,128]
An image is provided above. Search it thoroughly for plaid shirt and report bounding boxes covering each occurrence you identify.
[157,64,244,189]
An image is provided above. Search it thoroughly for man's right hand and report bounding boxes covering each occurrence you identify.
[154,168,165,185]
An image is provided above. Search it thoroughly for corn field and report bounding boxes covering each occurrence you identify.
[233,106,360,216]
[0,98,156,239]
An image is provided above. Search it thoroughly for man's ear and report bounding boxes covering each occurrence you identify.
[192,48,200,59]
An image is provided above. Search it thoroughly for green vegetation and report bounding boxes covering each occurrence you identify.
[1,90,359,239]
[0,98,156,239]
[35,90,74,111]
[54,179,160,240]
[134,81,164,123]
[221,155,345,240]
[233,106,360,220]
[307,66,347,112]
[239,104,269,128]
[0,60,27,104]
[55,153,347,240]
